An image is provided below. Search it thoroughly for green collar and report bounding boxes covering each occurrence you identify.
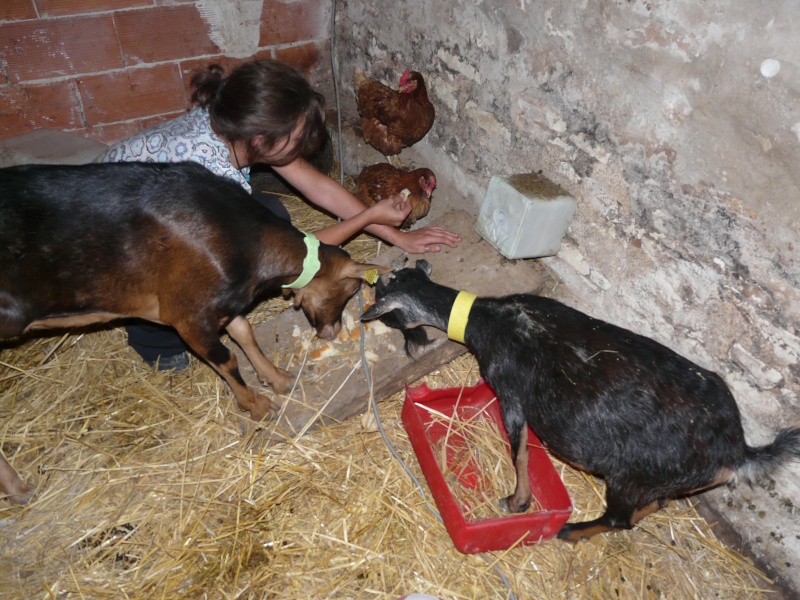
[447,290,478,344]
[281,231,321,289]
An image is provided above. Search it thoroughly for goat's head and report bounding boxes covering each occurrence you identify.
[291,246,392,341]
[360,259,442,356]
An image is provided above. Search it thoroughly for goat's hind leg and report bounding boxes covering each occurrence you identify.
[0,452,33,505]
[558,488,669,543]
[498,411,532,513]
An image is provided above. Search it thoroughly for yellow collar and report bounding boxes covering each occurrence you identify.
[447,290,478,344]
[281,231,321,289]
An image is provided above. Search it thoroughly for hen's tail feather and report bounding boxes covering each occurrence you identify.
[738,427,800,485]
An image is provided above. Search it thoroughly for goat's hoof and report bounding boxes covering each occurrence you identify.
[499,494,531,514]
[246,396,277,422]
[4,481,34,505]
[271,381,292,396]
[248,407,276,422]
[268,368,294,395]
[556,523,591,546]
[556,525,588,544]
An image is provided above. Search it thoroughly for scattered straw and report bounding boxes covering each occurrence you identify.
[424,401,542,521]
[0,192,774,599]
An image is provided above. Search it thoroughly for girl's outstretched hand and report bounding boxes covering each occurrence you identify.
[392,226,462,254]
[365,193,412,227]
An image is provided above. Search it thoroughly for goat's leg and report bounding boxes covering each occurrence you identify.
[225,316,293,394]
[557,490,669,543]
[0,452,32,505]
[176,325,275,421]
[498,411,532,513]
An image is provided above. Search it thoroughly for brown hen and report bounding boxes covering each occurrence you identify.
[354,68,435,157]
[355,163,437,229]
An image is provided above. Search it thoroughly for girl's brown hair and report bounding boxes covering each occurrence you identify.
[191,60,326,165]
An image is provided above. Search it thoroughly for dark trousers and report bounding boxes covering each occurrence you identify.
[126,192,291,361]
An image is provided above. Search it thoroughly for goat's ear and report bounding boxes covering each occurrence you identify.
[342,262,392,282]
[415,259,433,277]
[361,298,397,321]
[390,255,408,271]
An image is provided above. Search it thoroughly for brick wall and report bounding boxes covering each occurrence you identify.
[0,1,331,144]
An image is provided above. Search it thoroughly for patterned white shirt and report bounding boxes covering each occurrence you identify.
[96,108,252,193]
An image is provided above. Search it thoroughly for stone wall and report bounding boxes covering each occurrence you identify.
[336,0,800,590]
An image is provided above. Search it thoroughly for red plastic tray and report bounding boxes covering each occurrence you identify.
[401,380,572,554]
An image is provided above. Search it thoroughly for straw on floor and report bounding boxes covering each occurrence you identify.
[0,193,774,599]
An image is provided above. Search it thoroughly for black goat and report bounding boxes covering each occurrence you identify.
[0,161,389,504]
[361,260,800,541]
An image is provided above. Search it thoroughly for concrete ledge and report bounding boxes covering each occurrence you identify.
[0,129,107,167]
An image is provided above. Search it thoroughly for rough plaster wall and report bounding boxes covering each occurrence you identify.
[196,1,263,58]
[338,0,800,590]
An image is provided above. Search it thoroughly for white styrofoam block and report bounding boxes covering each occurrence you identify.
[475,174,576,259]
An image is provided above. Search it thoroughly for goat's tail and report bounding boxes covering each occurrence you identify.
[737,427,800,485]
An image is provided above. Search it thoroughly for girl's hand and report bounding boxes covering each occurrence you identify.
[365,194,412,227]
[392,226,462,254]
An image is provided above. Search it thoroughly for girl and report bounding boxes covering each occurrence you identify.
[99,59,460,370]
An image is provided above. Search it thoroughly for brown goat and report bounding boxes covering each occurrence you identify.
[0,161,389,504]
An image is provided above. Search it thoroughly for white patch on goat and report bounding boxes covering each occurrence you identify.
[405,298,440,328]
[514,308,548,338]
[570,345,591,362]
[371,298,403,315]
